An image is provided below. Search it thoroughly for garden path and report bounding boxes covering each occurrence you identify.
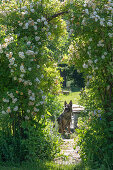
[54,138,81,165]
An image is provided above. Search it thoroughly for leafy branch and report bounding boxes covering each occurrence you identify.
[47,11,68,22]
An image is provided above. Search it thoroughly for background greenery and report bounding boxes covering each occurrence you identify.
[0,0,113,169]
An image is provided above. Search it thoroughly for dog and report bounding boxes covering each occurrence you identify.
[57,100,72,133]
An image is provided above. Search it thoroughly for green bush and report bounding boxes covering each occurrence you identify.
[66,0,113,168]
[0,0,65,165]
[0,118,61,164]
[76,90,113,169]
[46,93,63,122]
[0,0,113,168]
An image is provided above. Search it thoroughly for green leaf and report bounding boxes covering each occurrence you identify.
[109,127,113,132]
[110,121,113,126]
[47,111,52,116]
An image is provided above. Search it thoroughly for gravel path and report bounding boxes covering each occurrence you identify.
[54,138,81,165]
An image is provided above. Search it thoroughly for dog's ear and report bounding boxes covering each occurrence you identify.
[69,100,72,106]
[64,101,67,107]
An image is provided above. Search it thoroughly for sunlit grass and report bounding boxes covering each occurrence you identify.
[58,91,81,106]
[0,161,78,170]
[0,160,89,170]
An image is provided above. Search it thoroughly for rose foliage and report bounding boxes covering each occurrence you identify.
[0,0,113,168]
[0,0,66,163]
[66,0,113,169]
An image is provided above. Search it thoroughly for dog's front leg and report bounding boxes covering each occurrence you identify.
[68,122,71,133]
[61,119,65,133]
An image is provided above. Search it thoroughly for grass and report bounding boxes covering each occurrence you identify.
[58,90,81,106]
[58,85,82,106]
[0,161,79,170]
[0,160,89,170]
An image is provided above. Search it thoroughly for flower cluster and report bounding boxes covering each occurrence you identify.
[68,0,112,90]
[0,0,64,122]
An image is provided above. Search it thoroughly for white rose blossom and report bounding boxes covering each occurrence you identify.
[42,96,46,100]
[38,42,41,45]
[2,111,6,114]
[107,20,112,27]
[13,106,18,111]
[8,93,14,98]
[94,110,97,115]
[25,116,29,120]
[30,9,35,13]
[37,19,41,22]
[19,52,25,59]
[3,98,9,103]
[85,9,89,14]
[101,55,105,59]
[44,21,48,25]
[35,36,40,41]
[34,107,39,112]
[29,96,35,101]
[20,74,24,78]
[26,50,34,55]
[14,77,17,80]
[37,65,40,68]
[27,41,31,46]
[6,107,11,113]
[34,26,37,30]
[41,16,46,21]
[23,23,29,29]
[28,67,32,71]
[104,52,107,55]
[35,77,40,83]
[83,63,88,68]
[29,82,32,86]
[20,65,26,73]
[12,98,18,103]
[108,33,113,37]
[47,32,51,36]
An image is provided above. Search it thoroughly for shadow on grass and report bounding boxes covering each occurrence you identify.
[62,86,81,93]
[0,160,87,170]
[70,87,82,92]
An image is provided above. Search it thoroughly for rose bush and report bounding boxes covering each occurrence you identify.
[66,0,113,168]
[0,0,113,168]
[0,0,66,163]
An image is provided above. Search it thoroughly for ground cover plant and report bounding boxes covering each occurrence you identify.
[0,0,113,169]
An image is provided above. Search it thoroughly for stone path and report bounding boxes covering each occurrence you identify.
[54,138,81,165]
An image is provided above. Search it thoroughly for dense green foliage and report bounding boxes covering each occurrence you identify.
[66,66,85,88]
[59,64,85,88]
[0,0,113,169]
[66,0,113,168]
[0,0,65,164]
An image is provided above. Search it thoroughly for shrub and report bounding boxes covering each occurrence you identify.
[0,116,61,164]
[45,93,63,122]
[66,0,113,168]
[0,0,66,164]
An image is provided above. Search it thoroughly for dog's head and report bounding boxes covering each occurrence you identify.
[64,100,72,113]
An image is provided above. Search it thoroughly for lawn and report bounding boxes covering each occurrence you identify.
[0,161,80,170]
[58,90,81,106]
[0,161,87,170]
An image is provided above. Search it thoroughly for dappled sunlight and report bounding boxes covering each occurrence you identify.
[0,0,112,169]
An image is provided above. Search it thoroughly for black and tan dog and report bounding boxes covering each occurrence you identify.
[57,100,72,133]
